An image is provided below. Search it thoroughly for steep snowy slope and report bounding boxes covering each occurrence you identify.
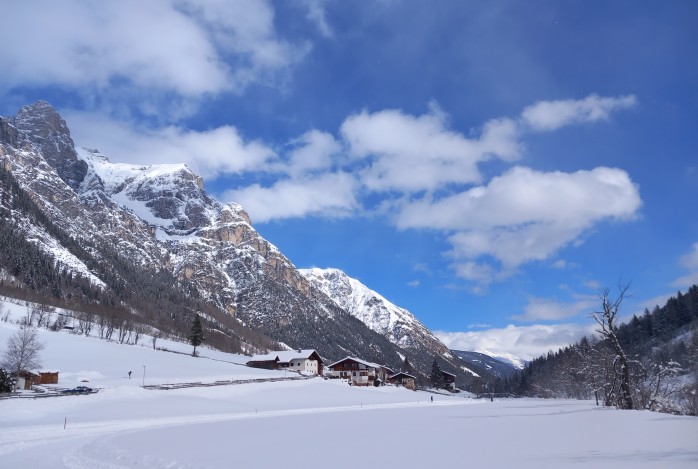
[300,267,453,359]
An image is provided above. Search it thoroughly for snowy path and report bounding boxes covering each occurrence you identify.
[0,397,468,454]
[1,397,472,468]
[3,395,697,468]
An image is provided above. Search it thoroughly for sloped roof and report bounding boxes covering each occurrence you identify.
[327,356,382,369]
[248,349,321,364]
[389,372,416,380]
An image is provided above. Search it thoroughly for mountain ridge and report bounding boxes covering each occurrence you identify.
[0,100,487,384]
[300,267,453,356]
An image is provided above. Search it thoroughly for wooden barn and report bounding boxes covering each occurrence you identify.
[37,370,59,385]
[12,370,39,390]
[388,372,417,391]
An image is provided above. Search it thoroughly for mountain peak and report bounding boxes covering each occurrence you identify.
[11,100,87,190]
[300,267,452,356]
[13,100,66,133]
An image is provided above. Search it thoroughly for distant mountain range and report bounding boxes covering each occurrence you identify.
[451,350,520,379]
[0,101,506,385]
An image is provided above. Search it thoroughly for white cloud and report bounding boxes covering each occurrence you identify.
[521,94,637,132]
[679,242,698,270]
[435,323,596,361]
[467,323,493,329]
[672,272,698,290]
[672,242,698,288]
[222,173,358,223]
[64,111,275,179]
[512,295,598,322]
[68,92,640,287]
[397,166,641,277]
[340,107,521,192]
[450,261,500,286]
[211,94,641,285]
[179,0,310,89]
[299,0,334,38]
[398,166,640,232]
[1,0,307,113]
[283,130,342,177]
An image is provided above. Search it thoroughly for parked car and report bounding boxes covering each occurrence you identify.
[63,386,93,394]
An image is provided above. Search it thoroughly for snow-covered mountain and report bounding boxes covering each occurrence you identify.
[451,350,520,379]
[475,350,527,370]
[0,101,472,380]
[300,268,453,359]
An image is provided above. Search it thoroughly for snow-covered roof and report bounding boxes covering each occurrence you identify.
[327,356,383,369]
[248,349,320,364]
[389,372,416,380]
[441,371,457,378]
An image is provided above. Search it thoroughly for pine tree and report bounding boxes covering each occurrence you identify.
[189,314,204,356]
[430,358,444,389]
[0,368,14,393]
[403,357,414,374]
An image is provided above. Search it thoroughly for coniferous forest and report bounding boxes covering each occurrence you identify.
[508,286,698,415]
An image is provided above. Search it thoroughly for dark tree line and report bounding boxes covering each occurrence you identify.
[511,285,698,415]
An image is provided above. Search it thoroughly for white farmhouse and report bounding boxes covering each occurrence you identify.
[246,349,324,375]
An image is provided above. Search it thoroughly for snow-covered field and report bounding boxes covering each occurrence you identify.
[1,299,697,468]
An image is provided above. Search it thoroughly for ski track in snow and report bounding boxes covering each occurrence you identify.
[1,399,474,466]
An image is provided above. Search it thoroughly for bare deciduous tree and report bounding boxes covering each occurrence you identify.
[151,331,160,350]
[33,305,55,329]
[1,326,44,373]
[97,314,108,338]
[23,308,36,327]
[133,324,145,345]
[591,284,634,409]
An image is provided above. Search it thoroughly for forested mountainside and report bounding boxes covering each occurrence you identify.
[511,286,698,415]
[0,101,478,385]
[451,350,519,380]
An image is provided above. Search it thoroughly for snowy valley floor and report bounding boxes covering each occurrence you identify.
[1,300,697,468]
[1,385,697,468]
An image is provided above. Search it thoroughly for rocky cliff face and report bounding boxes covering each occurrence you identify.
[11,101,88,191]
[0,101,475,381]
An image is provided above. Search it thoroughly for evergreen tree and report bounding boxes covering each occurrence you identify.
[430,358,445,389]
[0,368,14,393]
[403,357,414,374]
[189,314,204,356]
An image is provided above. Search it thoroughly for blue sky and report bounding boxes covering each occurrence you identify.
[2,1,697,359]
